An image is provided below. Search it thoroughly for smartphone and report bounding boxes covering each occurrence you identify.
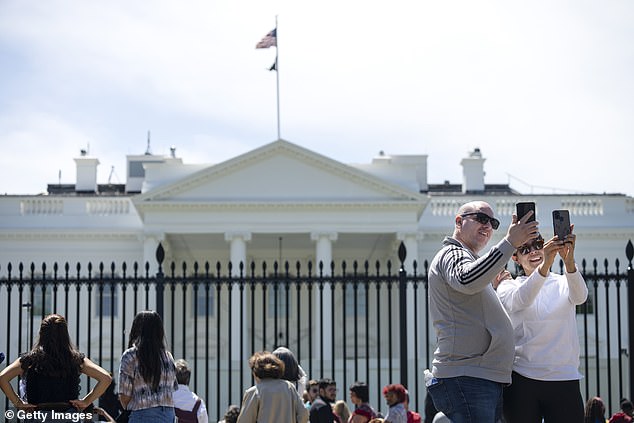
[552,209,571,240]
[516,202,536,222]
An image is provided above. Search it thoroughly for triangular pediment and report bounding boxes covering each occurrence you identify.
[135,140,426,204]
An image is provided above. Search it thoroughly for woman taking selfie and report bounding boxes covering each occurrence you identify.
[0,314,111,412]
[118,310,178,423]
[496,228,588,423]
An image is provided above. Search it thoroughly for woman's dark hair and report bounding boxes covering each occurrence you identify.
[272,347,300,382]
[584,397,605,423]
[128,310,167,391]
[349,381,369,403]
[249,351,284,379]
[20,314,83,378]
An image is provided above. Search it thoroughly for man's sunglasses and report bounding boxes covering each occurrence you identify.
[460,212,500,230]
[518,238,544,255]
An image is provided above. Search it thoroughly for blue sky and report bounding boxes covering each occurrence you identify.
[1,0,633,196]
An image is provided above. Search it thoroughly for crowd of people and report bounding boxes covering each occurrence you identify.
[0,200,630,423]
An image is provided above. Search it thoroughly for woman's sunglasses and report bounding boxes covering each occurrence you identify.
[460,212,500,230]
[518,238,544,255]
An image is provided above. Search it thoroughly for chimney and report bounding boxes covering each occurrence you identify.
[74,150,100,192]
[460,147,485,193]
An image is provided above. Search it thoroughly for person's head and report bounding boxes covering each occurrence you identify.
[584,396,606,422]
[333,400,351,422]
[128,310,167,391]
[453,201,500,254]
[29,314,82,377]
[128,310,166,349]
[249,351,285,380]
[175,358,191,385]
[512,234,545,275]
[349,381,369,405]
[382,384,407,407]
[35,314,74,354]
[318,378,337,402]
[620,398,634,416]
[272,346,300,382]
[223,405,240,423]
[306,379,319,402]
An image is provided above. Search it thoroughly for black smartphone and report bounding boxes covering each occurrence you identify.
[552,209,571,240]
[516,202,536,222]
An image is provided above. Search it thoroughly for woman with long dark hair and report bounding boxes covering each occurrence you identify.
[272,347,308,396]
[0,314,111,413]
[118,310,178,423]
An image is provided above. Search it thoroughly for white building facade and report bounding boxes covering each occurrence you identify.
[0,139,632,417]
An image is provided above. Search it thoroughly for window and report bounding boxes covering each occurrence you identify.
[193,287,215,317]
[268,283,289,318]
[344,282,367,317]
[29,286,53,317]
[95,285,118,318]
[128,161,145,177]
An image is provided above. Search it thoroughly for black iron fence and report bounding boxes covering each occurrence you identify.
[1,241,633,421]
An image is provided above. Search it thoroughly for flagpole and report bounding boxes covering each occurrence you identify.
[275,15,281,140]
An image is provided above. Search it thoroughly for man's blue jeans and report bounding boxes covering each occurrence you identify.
[427,376,504,423]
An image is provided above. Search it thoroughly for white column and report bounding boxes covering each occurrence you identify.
[310,231,338,371]
[225,232,252,361]
[311,232,338,275]
[225,231,252,272]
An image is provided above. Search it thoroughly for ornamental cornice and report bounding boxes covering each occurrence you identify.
[134,201,426,212]
[0,231,140,241]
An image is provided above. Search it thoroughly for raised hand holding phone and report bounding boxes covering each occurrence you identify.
[516,202,536,222]
[552,210,571,241]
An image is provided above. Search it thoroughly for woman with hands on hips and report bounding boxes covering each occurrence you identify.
[0,314,112,413]
[496,226,588,423]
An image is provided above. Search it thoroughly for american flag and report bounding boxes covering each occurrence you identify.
[256,28,277,49]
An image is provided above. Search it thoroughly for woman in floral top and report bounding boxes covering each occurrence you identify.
[118,310,178,423]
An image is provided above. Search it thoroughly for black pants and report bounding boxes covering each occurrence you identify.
[503,372,584,423]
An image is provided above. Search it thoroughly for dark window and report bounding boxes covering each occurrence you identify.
[128,161,145,178]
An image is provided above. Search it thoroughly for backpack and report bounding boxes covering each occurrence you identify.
[407,410,422,423]
[175,398,202,423]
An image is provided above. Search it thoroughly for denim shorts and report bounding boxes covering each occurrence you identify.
[427,376,503,423]
[129,406,175,423]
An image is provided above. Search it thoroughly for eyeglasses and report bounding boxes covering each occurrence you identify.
[517,238,544,255]
[460,212,500,230]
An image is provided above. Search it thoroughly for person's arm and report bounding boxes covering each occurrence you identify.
[560,229,588,305]
[294,384,309,423]
[69,357,112,411]
[117,350,134,410]
[440,238,515,295]
[236,388,258,423]
[497,236,563,311]
[197,398,209,423]
[497,272,546,312]
[93,406,116,423]
[0,358,35,410]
